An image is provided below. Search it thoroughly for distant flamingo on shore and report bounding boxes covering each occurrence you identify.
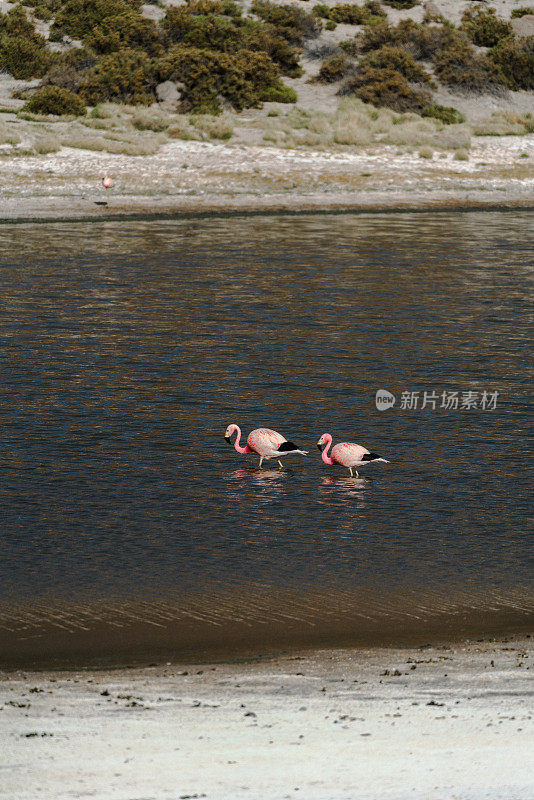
[102,173,114,189]
[225,424,307,468]
[317,433,389,477]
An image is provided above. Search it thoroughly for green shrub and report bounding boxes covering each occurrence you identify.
[325,19,337,30]
[422,104,465,124]
[315,52,349,82]
[460,6,513,47]
[356,19,446,59]
[85,10,163,55]
[0,34,55,79]
[0,6,37,38]
[159,45,282,112]
[186,0,242,15]
[51,0,142,40]
[261,82,297,102]
[341,66,431,112]
[79,48,157,105]
[242,21,302,76]
[313,0,385,24]
[360,45,431,82]
[510,7,534,18]
[434,31,505,92]
[251,0,321,45]
[22,86,86,115]
[163,7,302,76]
[490,35,534,89]
[382,0,419,8]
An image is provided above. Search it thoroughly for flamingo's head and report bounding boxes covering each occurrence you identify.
[225,423,237,443]
[317,433,329,450]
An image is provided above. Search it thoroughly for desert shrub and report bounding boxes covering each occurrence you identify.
[490,35,534,89]
[419,146,433,158]
[454,148,468,160]
[313,0,385,24]
[306,42,341,59]
[0,34,55,78]
[261,82,297,101]
[23,86,86,115]
[51,0,142,40]
[33,4,54,19]
[0,6,37,38]
[242,21,302,75]
[434,31,505,92]
[422,104,465,124]
[41,48,98,92]
[131,108,169,130]
[159,45,282,112]
[186,0,242,15]
[511,7,534,18]
[191,112,233,138]
[360,44,431,82]
[472,110,534,135]
[163,8,301,76]
[325,19,337,30]
[251,0,321,45]
[460,6,513,47]
[383,0,419,7]
[0,7,55,78]
[34,133,61,153]
[85,10,163,55]
[315,52,349,82]
[355,19,446,59]
[167,115,199,139]
[340,65,431,112]
[79,48,157,105]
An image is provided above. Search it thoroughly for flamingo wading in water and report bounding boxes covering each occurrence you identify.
[102,173,114,189]
[225,424,308,468]
[317,433,389,477]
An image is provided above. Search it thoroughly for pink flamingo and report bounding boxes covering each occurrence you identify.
[225,424,307,468]
[317,433,389,477]
[102,173,114,189]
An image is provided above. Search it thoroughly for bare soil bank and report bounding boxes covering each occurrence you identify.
[1,635,532,800]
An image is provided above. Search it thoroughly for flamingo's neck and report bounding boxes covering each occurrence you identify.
[321,434,334,465]
[232,425,250,455]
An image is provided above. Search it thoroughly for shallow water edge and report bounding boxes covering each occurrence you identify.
[2,190,534,224]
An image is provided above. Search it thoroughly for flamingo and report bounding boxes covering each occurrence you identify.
[317,433,389,477]
[225,424,307,468]
[102,173,114,189]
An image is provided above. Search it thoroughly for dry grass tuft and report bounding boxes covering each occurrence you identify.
[34,134,61,153]
[191,114,234,140]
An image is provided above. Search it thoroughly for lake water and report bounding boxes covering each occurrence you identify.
[0,211,532,668]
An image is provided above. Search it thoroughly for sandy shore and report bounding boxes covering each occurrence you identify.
[1,135,533,222]
[1,635,532,800]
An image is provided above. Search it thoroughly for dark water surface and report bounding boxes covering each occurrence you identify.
[0,211,532,667]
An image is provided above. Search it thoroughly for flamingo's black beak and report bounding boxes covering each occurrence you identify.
[317,442,323,451]
[225,435,232,444]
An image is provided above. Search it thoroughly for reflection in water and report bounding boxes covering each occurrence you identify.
[0,211,532,665]
[320,476,368,507]
[227,468,287,504]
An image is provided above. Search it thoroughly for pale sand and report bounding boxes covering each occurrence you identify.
[1,134,533,222]
[1,636,532,800]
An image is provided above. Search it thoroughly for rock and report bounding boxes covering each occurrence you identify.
[423,1,441,18]
[511,15,534,37]
[156,81,183,107]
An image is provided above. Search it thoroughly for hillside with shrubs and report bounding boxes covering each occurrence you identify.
[0,0,532,154]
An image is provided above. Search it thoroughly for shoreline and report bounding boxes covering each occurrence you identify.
[1,134,533,223]
[2,190,534,224]
[1,635,532,800]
